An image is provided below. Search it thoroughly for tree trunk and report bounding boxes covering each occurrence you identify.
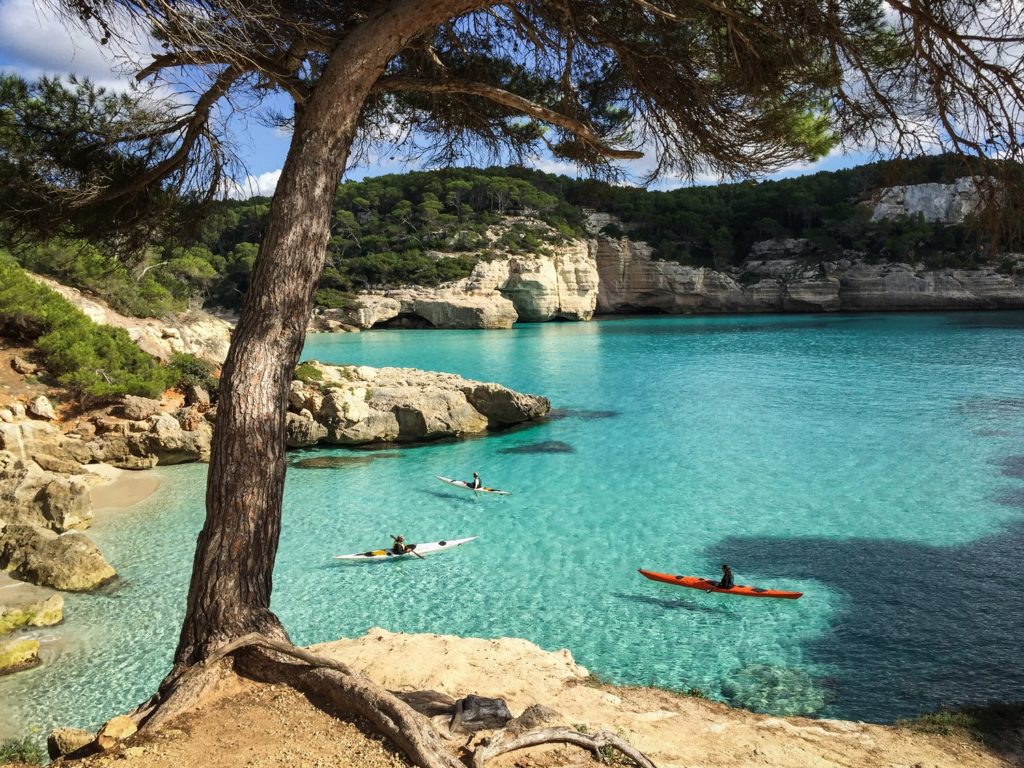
[169,0,495,675]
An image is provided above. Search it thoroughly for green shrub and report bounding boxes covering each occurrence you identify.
[0,253,171,401]
[314,288,361,311]
[898,703,1024,748]
[294,362,323,383]
[168,352,217,391]
[0,736,44,765]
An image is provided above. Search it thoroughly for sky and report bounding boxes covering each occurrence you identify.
[0,0,870,198]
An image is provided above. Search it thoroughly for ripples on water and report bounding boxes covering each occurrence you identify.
[3,311,1024,737]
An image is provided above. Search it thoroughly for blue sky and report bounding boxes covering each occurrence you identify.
[0,0,870,197]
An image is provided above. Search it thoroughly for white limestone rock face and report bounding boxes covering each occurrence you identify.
[337,240,599,330]
[26,273,233,364]
[500,241,599,321]
[870,178,980,224]
[286,362,549,446]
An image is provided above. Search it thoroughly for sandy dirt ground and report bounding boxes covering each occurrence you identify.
[59,628,1019,768]
[86,464,163,511]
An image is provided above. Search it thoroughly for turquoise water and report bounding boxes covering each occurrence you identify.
[3,312,1024,738]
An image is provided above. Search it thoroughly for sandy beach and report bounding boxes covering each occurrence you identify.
[86,464,163,511]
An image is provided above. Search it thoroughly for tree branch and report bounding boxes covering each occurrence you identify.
[373,76,643,159]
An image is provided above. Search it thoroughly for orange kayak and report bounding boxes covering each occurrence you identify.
[638,569,803,599]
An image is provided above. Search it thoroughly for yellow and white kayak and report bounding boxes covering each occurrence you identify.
[333,536,478,561]
[435,475,511,495]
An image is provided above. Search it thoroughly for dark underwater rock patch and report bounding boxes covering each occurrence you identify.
[998,456,1024,479]
[994,488,1024,508]
[547,408,620,421]
[959,396,1024,416]
[290,455,376,469]
[499,441,575,455]
[720,663,831,717]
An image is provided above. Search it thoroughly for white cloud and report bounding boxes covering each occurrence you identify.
[0,0,154,89]
[226,169,282,199]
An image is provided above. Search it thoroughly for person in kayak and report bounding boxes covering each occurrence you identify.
[391,535,411,555]
[468,472,482,490]
[719,564,735,589]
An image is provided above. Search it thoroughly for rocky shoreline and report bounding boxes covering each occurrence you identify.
[37,628,1022,767]
[0,363,548,677]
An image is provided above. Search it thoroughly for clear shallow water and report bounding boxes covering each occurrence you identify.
[3,312,1024,737]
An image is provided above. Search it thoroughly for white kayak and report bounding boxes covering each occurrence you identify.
[435,475,511,495]
[333,536,478,561]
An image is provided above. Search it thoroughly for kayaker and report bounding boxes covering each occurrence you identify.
[391,535,410,554]
[719,564,735,589]
[469,472,482,490]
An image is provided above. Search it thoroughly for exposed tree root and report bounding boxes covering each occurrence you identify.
[471,726,658,768]
[125,633,657,768]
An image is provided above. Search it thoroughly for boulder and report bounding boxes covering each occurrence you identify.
[96,715,137,751]
[144,416,212,464]
[285,412,328,448]
[176,404,207,432]
[0,451,93,532]
[183,384,211,408]
[10,403,25,419]
[0,636,40,675]
[284,363,549,447]
[28,396,56,420]
[119,395,163,421]
[32,452,84,474]
[48,728,95,760]
[449,695,513,733]
[462,382,551,426]
[11,356,37,375]
[0,592,63,634]
[0,408,12,424]
[0,524,116,591]
[0,420,93,464]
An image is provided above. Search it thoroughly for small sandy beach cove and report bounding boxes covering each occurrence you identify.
[86,464,163,512]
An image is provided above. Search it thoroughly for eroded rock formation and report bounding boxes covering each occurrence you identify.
[286,362,549,447]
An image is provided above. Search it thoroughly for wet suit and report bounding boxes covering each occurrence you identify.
[469,475,482,489]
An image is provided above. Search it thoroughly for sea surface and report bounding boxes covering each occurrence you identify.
[3,312,1024,738]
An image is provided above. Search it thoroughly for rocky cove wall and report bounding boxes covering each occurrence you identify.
[319,235,1024,330]
[594,237,1024,314]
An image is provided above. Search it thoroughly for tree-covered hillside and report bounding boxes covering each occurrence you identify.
[2,156,1014,320]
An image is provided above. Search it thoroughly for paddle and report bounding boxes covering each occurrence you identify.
[391,535,425,560]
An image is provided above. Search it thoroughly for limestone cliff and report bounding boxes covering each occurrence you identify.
[316,241,599,331]
[323,178,1024,328]
[596,236,1024,314]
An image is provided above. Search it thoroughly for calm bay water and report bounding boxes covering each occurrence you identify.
[3,312,1024,737]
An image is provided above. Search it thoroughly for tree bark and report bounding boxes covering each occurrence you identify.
[169,0,495,674]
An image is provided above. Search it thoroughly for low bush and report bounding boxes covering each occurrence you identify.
[0,253,171,401]
[0,736,44,765]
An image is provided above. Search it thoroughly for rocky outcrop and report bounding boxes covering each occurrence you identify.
[323,242,600,331]
[48,728,96,760]
[286,362,549,447]
[870,177,980,224]
[0,524,116,591]
[0,636,40,675]
[0,451,92,532]
[0,591,63,634]
[596,235,1024,314]
[28,273,233,365]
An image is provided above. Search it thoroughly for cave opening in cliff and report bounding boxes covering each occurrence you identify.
[373,313,437,330]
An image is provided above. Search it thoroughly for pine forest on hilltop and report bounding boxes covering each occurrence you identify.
[3,155,1015,321]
